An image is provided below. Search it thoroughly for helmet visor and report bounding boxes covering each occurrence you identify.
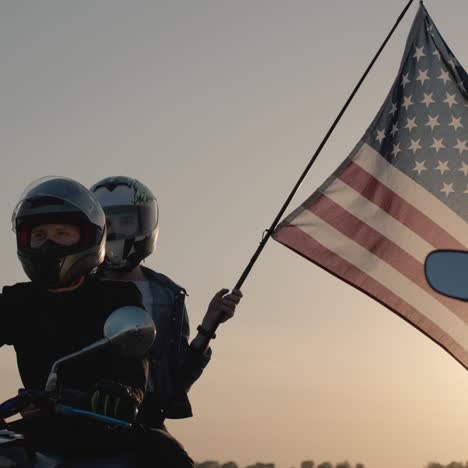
[104,205,158,241]
[12,176,105,232]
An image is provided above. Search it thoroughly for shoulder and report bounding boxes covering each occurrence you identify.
[2,282,36,298]
[141,267,188,313]
[0,283,39,320]
[141,267,186,295]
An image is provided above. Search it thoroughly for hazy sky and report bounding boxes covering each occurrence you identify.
[1,1,468,467]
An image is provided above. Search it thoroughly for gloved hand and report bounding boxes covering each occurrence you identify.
[88,380,140,423]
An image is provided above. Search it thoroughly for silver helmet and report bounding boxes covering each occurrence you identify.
[90,176,159,271]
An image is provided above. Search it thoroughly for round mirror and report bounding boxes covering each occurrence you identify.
[104,306,156,357]
[424,249,468,301]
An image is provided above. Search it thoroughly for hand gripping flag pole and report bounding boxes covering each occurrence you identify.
[199,0,417,345]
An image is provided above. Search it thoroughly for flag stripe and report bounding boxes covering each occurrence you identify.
[286,209,468,348]
[305,193,468,320]
[274,224,468,368]
[341,156,466,250]
[318,176,433,262]
[352,143,468,247]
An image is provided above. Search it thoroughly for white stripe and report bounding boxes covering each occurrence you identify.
[320,177,433,263]
[291,209,468,349]
[352,142,468,247]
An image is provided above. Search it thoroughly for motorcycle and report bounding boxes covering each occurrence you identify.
[0,306,155,468]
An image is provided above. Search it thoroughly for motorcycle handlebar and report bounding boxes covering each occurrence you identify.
[0,390,49,419]
[54,404,132,428]
[0,392,132,429]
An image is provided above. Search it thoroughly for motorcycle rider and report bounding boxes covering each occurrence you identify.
[90,176,242,452]
[0,176,193,466]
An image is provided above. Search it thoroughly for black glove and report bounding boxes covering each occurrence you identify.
[88,380,140,423]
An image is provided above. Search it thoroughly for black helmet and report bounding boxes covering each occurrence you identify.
[89,176,159,271]
[12,176,106,288]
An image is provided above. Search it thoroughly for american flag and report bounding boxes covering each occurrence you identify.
[273,4,468,368]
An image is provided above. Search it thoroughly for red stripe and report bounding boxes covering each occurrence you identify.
[332,161,466,250]
[19,226,29,249]
[273,225,468,369]
[307,194,468,322]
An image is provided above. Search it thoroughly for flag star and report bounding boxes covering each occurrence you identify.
[448,58,456,69]
[438,69,451,84]
[431,137,446,152]
[459,162,468,176]
[391,143,402,158]
[433,50,441,60]
[443,92,458,108]
[404,117,418,132]
[390,123,399,137]
[416,69,430,85]
[457,80,466,93]
[401,73,411,88]
[388,102,398,116]
[413,160,427,175]
[435,160,450,175]
[413,46,426,62]
[454,138,468,154]
[441,182,455,197]
[449,116,463,131]
[375,129,386,144]
[425,115,440,131]
[402,95,414,110]
[426,24,434,33]
[420,93,435,108]
[408,138,422,154]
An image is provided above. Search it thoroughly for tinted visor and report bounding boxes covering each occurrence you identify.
[12,176,105,232]
[17,216,96,252]
[104,205,157,241]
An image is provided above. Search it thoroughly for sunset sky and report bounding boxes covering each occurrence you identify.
[1,1,468,467]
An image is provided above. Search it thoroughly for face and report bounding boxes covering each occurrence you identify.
[106,213,138,237]
[30,223,81,248]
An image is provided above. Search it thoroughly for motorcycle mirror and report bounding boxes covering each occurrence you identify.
[45,306,155,392]
[103,306,156,357]
[424,249,468,300]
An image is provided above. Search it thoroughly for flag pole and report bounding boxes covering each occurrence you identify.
[204,0,416,342]
[234,0,416,289]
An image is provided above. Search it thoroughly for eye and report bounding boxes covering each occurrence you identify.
[30,229,47,248]
[31,230,46,240]
[57,230,71,237]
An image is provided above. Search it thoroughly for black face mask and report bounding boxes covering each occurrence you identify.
[34,239,71,255]
[27,255,64,289]
[26,241,74,288]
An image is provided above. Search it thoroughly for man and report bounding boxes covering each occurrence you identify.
[90,177,242,433]
[1,176,146,450]
[0,176,194,467]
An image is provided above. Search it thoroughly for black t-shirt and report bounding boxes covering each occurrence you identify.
[0,276,148,399]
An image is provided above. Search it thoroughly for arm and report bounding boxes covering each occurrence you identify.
[191,288,243,353]
[178,288,242,391]
[177,304,212,392]
[86,280,150,418]
[103,281,150,400]
[0,286,20,348]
